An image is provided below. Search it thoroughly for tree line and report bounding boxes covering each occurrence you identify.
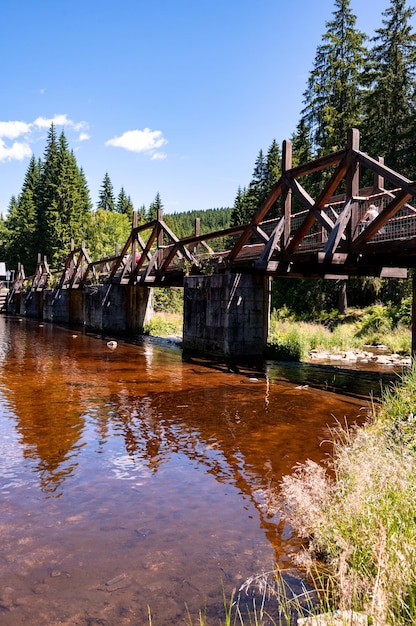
[1,0,415,315]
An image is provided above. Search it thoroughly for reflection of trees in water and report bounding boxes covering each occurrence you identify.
[1,322,88,497]
[0,320,358,566]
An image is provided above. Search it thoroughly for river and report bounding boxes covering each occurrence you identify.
[0,317,400,625]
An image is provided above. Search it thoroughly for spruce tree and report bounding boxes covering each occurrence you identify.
[361,0,416,177]
[117,187,134,216]
[31,125,92,268]
[5,188,38,275]
[97,173,115,212]
[300,0,367,155]
[147,192,163,220]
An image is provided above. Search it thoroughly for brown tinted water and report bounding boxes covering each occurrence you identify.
[0,317,386,625]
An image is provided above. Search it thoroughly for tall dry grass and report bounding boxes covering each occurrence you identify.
[279,366,416,624]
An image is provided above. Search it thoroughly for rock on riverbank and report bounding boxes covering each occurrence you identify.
[308,346,411,368]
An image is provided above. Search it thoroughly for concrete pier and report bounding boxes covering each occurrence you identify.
[182,272,270,358]
[7,285,154,335]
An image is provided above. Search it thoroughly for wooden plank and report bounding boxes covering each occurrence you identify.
[322,199,352,255]
[256,217,285,264]
[380,267,407,278]
[286,148,346,179]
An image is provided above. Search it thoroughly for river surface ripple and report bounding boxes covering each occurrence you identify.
[0,317,397,625]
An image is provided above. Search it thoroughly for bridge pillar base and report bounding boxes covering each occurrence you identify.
[182,273,270,358]
[85,284,154,334]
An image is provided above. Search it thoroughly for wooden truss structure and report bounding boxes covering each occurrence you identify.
[8,128,416,296]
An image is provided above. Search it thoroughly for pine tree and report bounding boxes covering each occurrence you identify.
[300,0,367,155]
[361,0,416,176]
[116,187,134,216]
[137,204,147,224]
[28,125,92,268]
[291,119,313,167]
[147,192,163,220]
[36,123,60,260]
[5,187,38,275]
[230,187,247,227]
[97,173,115,212]
[264,139,282,218]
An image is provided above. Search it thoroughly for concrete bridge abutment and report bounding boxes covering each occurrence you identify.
[182,272,270,358]
[7,285,154,336]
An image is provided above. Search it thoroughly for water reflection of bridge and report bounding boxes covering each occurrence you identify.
[7,128,416,355]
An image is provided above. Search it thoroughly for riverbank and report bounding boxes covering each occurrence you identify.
[145,305,413,367]
[278,364,416,625]
[308,346,412,368]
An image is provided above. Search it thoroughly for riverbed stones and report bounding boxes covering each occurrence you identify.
[309,348,411,367]
[297,610,368,625]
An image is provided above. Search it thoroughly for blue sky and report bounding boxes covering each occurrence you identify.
[1,0,413,216]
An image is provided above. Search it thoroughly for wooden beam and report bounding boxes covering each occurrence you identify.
[356,150,415,193]
[256,216,285,264]
[346,128,360,242]
[227,180,283,261]
[322,199,352,256]
[282,139,292,247]
[286,148,346,179]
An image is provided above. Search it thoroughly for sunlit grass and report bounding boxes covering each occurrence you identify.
[279,365,416,624]
[143,312,183,337]
[267,305,411,361]
[143,304,412,360]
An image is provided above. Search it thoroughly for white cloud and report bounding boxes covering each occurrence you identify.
[105,128,168,154]
[34,114,88,132]
[0,139,32,162]
[151,152,167,160]
[0,114,91,164]
[0,121,32,139]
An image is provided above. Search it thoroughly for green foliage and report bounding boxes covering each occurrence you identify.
[164,206,232,252]
[4,125,92,272]
[5,182,38,275]
[268,303,412,357]
[153,288,183,314]
[84,209,131,260]
[299,0,367,155]
[361,0,416,177]
[97,172,115,212]
[147,191,163,221]
[265,331,304,361]
[230,139,282,227]
[116,187,134,216]
[143,312,182,337]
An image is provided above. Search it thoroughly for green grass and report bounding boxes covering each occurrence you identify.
[143,303,412,360]
[143,312,183,337]
[266,305,412,361]
[279,365,416,624]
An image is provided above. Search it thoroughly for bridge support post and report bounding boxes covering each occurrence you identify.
[182,272,270,358]
[84,284,154,334]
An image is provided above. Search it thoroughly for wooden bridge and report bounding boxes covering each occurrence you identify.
[6,128,416,357]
